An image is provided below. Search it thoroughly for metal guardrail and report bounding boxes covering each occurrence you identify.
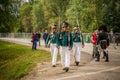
[0,33,120,43]
[109,33,120,45]
[0,33,32,39]
[0,33,92,43]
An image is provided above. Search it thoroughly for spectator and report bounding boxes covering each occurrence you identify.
[31,33,34,50]
[91,30,98,58]
[33,32,38,50]
[43,30,49,47]
[37,31,41,46]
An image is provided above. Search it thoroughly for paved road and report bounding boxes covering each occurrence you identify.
[0,38,120,80]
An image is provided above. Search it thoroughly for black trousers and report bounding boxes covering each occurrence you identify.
[96,41,109,61]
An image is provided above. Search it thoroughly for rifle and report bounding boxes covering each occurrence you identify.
[77,26,83,45]
[68,29,70,48]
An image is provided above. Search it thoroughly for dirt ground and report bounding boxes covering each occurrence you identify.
[20,51,92,80]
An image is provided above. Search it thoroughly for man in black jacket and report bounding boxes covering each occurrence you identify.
[96,25,110,62]
[37,31,41,46]
[43,30,49,47]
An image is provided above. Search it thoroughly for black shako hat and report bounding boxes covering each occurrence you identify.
[98,25,107,32]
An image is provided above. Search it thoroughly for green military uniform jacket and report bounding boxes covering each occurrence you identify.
[97,32,109,46]
[56,31,73,48]
[46,32,57,44]
[72,33,84,45]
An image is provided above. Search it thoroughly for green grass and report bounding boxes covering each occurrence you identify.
[0,41,51,80]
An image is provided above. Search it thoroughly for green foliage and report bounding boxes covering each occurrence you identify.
[0,41,51,80]
[103,0,120,32]
[66,0,103,32]
[18,3,33,32]
[66,0,120,32]
[0,0,18,32]
[0,0,120,32]
[41,0,70,30]
[32,0,46,32]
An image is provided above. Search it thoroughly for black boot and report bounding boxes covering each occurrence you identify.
[63,67,69,72]
[96,51,100,62]
[104,51,109,62]
[92,53,94,58]
[75,62,79,66]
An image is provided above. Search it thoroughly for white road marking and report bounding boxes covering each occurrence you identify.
[56,66,120,80]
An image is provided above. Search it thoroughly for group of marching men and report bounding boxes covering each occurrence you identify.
[44,21,110,72]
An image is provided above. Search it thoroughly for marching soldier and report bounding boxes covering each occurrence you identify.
[56,22,73,72]
[96,25,110,62]
[72,27,84,66]
[46,25,58,67]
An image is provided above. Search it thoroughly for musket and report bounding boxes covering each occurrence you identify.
[77,26,83,44]
[68,27,70,48]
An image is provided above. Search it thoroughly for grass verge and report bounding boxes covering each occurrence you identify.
[0,40,51,80]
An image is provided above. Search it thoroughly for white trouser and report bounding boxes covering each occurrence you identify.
[60,46,70,68]
[73,42,82,62]
[50,43,58,65]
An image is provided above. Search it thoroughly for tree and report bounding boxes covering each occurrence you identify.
[0,0,18,32]
[103,0,120,32]
[32,0,45,32]
[18,2,33,32]
[41,0,70,30]
[66,0,98,32]
[1,0,119,33]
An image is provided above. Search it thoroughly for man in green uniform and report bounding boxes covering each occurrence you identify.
[46,25,58,67]
[56,22,73,72]
[72,27,84,66]
[96,25,110,62]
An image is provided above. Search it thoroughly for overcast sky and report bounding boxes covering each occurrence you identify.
[25,0,28,2]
